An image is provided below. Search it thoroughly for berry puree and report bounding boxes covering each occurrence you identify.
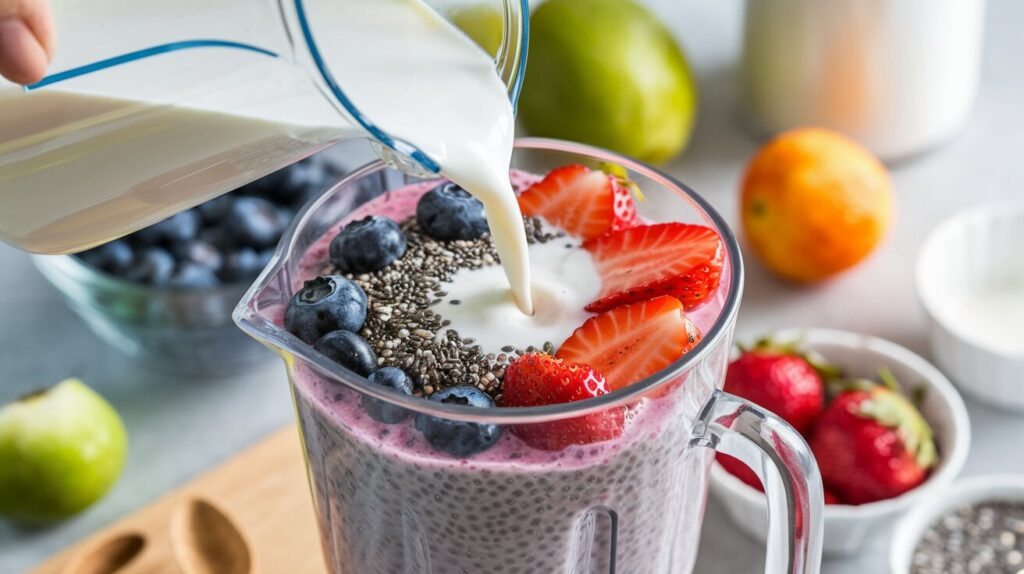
[283,171,727,573]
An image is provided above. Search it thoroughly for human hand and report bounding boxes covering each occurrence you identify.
[0,0,54,84]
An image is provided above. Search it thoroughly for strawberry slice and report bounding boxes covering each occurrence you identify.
[556,296,701,391]
[584,223,723,313]
[502,354,625,450]
[518,164,637,240]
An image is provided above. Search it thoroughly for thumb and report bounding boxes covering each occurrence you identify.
[0,0,55,85]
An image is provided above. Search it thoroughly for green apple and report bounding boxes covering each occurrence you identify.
[452,5,503,57]
[0,379,128,522]
[519,0,698,164]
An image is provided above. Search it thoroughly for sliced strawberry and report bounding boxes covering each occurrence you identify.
[584,223,724,313]
[556,296,701,391]
[502,354,624,450]
[609,177,639,232]
[518,164,637,240]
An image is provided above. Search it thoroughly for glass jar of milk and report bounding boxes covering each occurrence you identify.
[0,0,527,255]
[740,0,986,160]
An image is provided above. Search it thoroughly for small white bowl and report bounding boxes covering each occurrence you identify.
[890,474,1024,573]
[709,328,971,557]
[916,202,1024,411]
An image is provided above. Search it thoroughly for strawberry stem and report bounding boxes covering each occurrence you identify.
[738,335,843,382]
[877,367,900,391]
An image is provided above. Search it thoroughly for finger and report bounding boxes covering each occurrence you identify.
[0,16,48,84]
[0,0,56,85]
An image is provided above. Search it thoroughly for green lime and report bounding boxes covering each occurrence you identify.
[0,379,128,521]
[519,0,698,164]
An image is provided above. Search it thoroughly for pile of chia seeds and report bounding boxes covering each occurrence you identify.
[912,500,1024,574]
[332,216,564,402]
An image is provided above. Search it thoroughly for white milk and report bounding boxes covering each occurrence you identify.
[0,90,340,254]
[435,240,601,354]
[316,0,533,315]
[950,285,1024,355]
[0,0,533,314]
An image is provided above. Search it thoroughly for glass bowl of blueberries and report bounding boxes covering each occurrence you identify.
[33,153,351,376]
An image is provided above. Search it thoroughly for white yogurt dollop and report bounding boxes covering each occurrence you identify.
[435,240,600,355]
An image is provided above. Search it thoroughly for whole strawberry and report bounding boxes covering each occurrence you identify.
[723,339,830,435]
[717,339,830,490]
[717,454,763,490]
[810,382,937,505]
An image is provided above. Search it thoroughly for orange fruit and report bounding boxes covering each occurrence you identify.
[740,128,894,283]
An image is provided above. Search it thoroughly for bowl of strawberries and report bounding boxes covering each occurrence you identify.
[709,328,971,556]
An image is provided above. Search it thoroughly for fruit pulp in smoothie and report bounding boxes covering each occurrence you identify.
[0,0,532,315]
[278,168,730,573]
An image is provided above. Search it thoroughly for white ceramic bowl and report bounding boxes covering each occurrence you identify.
[917,202,1024,412]
[709,328,971,557]
[890,474,1024,573]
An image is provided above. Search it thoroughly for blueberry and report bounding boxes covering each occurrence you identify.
[362,367,414,424]
[224,197,289,248]
[78,240,134,274]
[198,227,233,250]
[414,386,501,457]
[197,194,233,223]
[238,166,295,200]
[256,249,275,269]
[329,216,407,274]
[124,247,175,285]
[416,182,489,241]
[281,156,343,197]
[242,156,344,204]
[133,210,201,245]
[128,226,159,246]
[219,248,261,283]
[173,240,223,272]
[168,262,220,289]
[314,330,377,377]
[284,275,367,343]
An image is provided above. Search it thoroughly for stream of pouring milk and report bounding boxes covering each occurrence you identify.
[0,0,533,315]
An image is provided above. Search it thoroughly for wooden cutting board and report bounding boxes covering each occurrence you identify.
[30,426,328,574]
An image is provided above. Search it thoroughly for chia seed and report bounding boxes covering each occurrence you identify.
[332,216,563,399]
[912,500,1024,574]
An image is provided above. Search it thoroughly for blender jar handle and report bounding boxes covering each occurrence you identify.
[692,389,824,574]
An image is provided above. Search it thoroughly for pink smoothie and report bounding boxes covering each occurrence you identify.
[284,175,728,573]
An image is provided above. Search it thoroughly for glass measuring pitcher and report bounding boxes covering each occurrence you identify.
[234,139,825,573]
[0,0,528,255]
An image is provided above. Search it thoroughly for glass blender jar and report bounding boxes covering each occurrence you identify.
[235,138,825,573]
[0,0,528,254]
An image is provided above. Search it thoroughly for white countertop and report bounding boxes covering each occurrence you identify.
[2,0,1024,572]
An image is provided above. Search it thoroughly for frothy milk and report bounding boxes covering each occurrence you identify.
[0,0,533,314]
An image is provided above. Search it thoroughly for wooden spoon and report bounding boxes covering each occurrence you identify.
[60,533,146,574]
[170,498,252,574]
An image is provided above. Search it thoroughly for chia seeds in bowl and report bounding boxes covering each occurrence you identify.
[891,477,1024,574]
[913,501,1024,574]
